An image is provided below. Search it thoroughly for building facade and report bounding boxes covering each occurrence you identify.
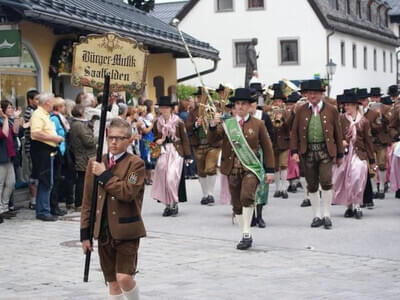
[176,0,399,96]
[0,0,218,107]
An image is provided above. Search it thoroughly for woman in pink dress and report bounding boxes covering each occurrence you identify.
[333,92,376,219]
[151,96,191,217]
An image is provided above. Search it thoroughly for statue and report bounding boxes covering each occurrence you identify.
[245,38,258,88]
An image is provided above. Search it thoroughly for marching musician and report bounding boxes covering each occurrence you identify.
[267,85,292,199]
[389,94,400,199]
[186,87,221,205]
[208,88,274,250]
[368,88,391,199]
[290,79,344,229]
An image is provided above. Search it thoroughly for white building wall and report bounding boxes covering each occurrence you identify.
[177,0,326,89]
[329,32,397,96]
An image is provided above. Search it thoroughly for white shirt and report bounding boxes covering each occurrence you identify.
[109,152,125,162]
[236,114,250,123]
[308,100,323,116]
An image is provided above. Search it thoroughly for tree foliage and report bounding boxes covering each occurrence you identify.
[127,0,155,13]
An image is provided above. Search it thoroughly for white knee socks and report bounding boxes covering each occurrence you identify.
[371,176,378,192]
[274,172,281,192]
[109,294,124,300]
[300,177,308,199]
[280,169,288,192]
[242,206,255,237]
[198,177,208,197]
[122,286,139,300]
[309,192,321,218]
[206,175,217,197]
[321,189,332,218]
[378,170,386,192]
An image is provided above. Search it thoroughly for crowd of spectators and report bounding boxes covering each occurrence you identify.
[0,89,198,223]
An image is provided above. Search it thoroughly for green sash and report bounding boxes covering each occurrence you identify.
[223,118,263,182]
[222,118,268,205]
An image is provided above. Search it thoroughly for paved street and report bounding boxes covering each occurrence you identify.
[0,176,400,300]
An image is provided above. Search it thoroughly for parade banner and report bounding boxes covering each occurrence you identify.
[72,32,148,93]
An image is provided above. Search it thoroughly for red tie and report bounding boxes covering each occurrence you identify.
[239,118,245,128]
[109,155,116,168]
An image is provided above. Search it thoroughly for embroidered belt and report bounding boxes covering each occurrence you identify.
[307,142,327,151]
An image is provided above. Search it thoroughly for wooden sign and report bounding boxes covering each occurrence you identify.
[72,32,148,93]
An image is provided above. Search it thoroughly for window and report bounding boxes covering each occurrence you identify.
[385,11,389,27]
[341,41,346,66]
[353,44,357,68]
[346,0,351,14]
[383,51,386,72]
[279,39,299,65]
[0,43,39,108]
[367,4,372,21]
[390,52,393,73]
[248,0,264,9]
[356,0,361,18]
[153,76,165,98]
[216,0,233,11]
[329,0,339,10]
[363,46,367,70]
[373,49,377,71]
[234,41,251,67]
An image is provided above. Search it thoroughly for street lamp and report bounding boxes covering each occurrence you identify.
[326,58,337,97]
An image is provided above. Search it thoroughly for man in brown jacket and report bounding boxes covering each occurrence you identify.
[209,88,274,250]
[81,118,146,300]
[267,85,292,199]
[186,87,221,205]
[290,80,343,229]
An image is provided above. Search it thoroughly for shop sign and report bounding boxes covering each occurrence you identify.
[0,29,21,65]
[72,32,148,93]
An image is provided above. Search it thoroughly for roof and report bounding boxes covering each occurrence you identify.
[175,0,199,21]
[150,1,188,24]
[308,0,400,47]
[0,0,219,60]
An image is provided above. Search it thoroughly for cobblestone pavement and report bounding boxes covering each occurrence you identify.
[0,177,399,300]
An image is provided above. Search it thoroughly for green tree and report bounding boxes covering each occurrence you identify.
[127,0,155,12]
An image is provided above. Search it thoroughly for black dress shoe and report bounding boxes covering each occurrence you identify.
[372,192,378,199]
[200,197,209,205]
[273,191,282,198]
[236,235,253,250]
[377,192,385,199]
[0,216,3,224]
[207,195,215,206]
[52,208,67,216]
[296,182,303,189]
[366,202,374,209]
[281,191,288,199]
[257,217,266,228]
[171,205,179,217]
[36,215,58,222]
[162,207,172,217]
[396,189,400,199]
[322,217,332,229]
[354,208,363,219]
[344,208,355,218]
[311,217,323,228]
[384,182,389,193]
[0,212,13,219]
[300,199,311,207]
[287,185,297,193]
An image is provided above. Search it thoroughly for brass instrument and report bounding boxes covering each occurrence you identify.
[268,105,286,128]
[264,87,274,106]
[220,83,234,113]
[282,78,299,98]
[173,18,217,134]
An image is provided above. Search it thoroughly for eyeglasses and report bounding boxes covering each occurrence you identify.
[107,136,129,142]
